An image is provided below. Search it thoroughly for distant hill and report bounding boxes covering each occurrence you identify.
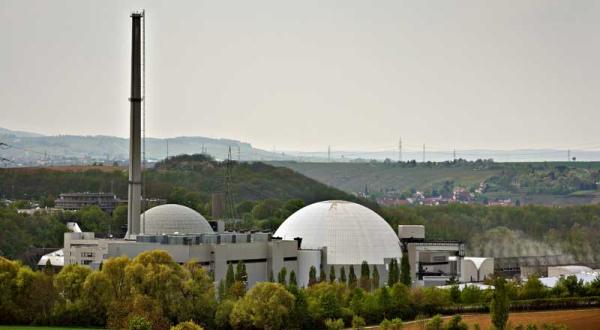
[0,127,45,138]
[0,154,374,210]
[272,160,600,206]
[0,127,304,165]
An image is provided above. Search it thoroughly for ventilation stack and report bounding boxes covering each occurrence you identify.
[125,12,143,239]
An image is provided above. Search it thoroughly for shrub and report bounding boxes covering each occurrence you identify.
[170,321,204,330]
[127,315,152,330]
[445,315,468,330]
[352,315,366,329]
[425,314,444,330]
[324,318,345,330]
[380,318,404,330]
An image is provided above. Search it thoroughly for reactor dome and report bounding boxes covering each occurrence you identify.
[274,200,401,265]
[141,204,214,235]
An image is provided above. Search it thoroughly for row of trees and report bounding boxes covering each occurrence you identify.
[2,251,599,329]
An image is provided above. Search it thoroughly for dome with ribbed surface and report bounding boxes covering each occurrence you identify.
[141,204,214,235]
[274,200,401,265]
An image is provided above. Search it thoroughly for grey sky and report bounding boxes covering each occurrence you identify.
[1,0,599,152]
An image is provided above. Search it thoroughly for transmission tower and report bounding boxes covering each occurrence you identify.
[398,138,402,162]
[422,144,425,163]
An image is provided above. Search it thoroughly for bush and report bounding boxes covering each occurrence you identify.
[352,315,366,329]
[445,315,468,330]
[127,315,152,330]
[324,318,345,330]
[380,318,403,330]
[425,314,444,330]
[171,321,204,330]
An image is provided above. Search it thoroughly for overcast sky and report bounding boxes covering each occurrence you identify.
[1,1,599,152]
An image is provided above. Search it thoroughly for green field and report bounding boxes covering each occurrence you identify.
[273,161,500,193]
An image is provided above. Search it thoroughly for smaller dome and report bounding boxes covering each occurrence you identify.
[141,204,214,235]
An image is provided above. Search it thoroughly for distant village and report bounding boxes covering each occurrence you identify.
[360,183,514,207]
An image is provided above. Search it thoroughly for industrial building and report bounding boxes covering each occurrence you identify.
[55,192,119,213]
[398,225,465,286]
[53,12,470,289]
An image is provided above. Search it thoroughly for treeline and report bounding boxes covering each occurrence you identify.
[384,204,600,264]
[1,252,598,329]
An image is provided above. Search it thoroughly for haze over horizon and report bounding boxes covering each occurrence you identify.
[2,0,600,152]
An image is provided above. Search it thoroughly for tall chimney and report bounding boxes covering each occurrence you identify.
[125,12,143,239]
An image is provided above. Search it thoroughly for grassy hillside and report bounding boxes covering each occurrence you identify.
[272,161,501,198]
[273,161,600,205]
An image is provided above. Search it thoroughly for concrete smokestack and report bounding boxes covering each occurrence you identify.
[125,12,143,239]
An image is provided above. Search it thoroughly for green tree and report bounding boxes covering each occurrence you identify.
[215,299,234,330]
[377,287,393,319]
[309,266,318,286]
[251,199,283,220]
[348,265,357,289]
[449,284,461,303]
[359,261,371,291]
[234,261,246,283]
[225,263,235,289]
[289,270,298,287]
[490,277,510,330]
[230,282,294,330]
[278,267,287,286]
[329,265,336,282]
[320,291,342,320]
[400,253,411,286]
[390,283,411,319]
[54,264,92,303]
[372,266,380,289]
[388,259,399,286]
[340,266,347,284]
[319,265,326,283]
[520,275,546,300]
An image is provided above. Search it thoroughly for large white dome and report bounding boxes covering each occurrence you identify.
[141,204,214,235]
[274,200,401,265]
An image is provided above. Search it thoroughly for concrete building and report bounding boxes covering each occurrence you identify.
[399,225,464,287]
[55,192,119,213]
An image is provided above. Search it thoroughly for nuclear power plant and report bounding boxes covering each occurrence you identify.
[59,12,473,288]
